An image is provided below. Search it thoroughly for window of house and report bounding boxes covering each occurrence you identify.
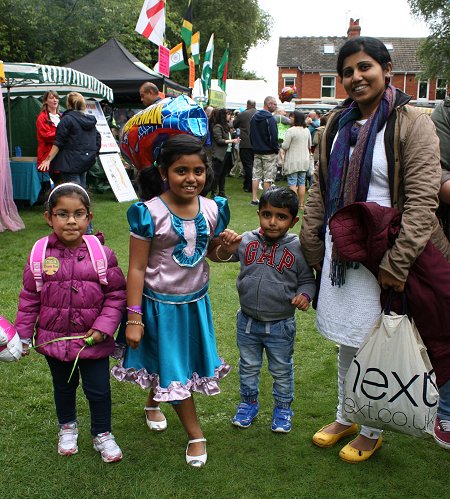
[323,44,335,54]
[284,77,295,87]
[384,43,394,51]
[418,80,429,100]
[321,76,335,98]
[436,79,448,100]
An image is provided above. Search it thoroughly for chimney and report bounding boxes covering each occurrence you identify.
[347,18,361,38]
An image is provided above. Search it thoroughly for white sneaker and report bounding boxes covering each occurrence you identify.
[93,432,123,463]
[58,422,78,456]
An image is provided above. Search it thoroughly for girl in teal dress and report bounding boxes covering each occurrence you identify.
[112,134,230,467]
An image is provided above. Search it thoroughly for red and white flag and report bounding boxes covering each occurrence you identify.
[135,0,166,47]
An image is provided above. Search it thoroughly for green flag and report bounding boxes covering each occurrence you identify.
[217,45,229,92]
[181,0,193,66]
[201,33,214,96]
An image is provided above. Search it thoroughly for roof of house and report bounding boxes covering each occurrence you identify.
[277,36,424,73]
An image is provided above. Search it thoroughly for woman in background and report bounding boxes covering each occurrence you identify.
[38,92,101,188]
[210,108,239,198]
[36,90,61,184]
[281,111,311,210]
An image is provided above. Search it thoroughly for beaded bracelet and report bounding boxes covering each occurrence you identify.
[127,306,143,315]
[215,245,233,262]
[126,320,145,327]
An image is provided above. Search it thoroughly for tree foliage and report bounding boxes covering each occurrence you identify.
[0,0,271,82]
[408,0,450,79]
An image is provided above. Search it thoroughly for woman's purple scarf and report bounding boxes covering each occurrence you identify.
[325,84,396,285]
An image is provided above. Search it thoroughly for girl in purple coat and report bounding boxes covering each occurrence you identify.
[15,183,126,463]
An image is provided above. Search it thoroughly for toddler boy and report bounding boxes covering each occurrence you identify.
[216,187,315,432]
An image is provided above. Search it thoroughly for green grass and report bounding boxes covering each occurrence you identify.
[1,177,449,499]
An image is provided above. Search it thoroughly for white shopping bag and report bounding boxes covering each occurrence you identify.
[343,313,438,437]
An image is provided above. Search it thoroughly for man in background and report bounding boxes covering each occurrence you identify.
[233,100,257,193]
[139,82,162,107]
[249,96,279,206]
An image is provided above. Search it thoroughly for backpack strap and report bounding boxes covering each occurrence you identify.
[29,235,108,291]
[82,235,108,286]
[29,237,49,292]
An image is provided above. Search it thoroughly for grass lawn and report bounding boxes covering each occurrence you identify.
[0,176,449,499]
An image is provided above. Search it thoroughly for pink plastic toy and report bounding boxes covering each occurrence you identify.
[0,315,22,362]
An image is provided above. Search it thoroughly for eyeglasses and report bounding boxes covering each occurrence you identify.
[52,210,88,221]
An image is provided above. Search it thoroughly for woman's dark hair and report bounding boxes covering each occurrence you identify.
[293,111,306,127]
[136,134,213,201]
[214,108,230,132]
[46,183,91,213]
[208,108,218,132]
[259,187,299,219]
[337,36,392,78]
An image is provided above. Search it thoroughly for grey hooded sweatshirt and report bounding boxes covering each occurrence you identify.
[231,229,316,322]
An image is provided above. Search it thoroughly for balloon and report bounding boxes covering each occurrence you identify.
[279,86,297,103]
[0,315,22,362]
[120,95,208,170]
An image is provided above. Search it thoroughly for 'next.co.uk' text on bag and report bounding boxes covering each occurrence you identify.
[344,357,437,436]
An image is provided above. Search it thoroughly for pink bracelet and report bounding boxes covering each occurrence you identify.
[127,305,143,315]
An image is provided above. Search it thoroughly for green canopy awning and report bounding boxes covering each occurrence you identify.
[1,62,113,101]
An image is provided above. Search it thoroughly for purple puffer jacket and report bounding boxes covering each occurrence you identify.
[15,232,126,361]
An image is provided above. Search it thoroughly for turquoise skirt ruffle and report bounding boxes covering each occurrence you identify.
[112,289,230,402]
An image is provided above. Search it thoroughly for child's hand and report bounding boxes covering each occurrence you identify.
[291,293,310,311]
[126,325,144,349]
[218,229,242,254]
[84,329,105,344]
[21,343,30,357]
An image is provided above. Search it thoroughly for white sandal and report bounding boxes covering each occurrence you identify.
[144,406,167,431]
[185,438,207,468]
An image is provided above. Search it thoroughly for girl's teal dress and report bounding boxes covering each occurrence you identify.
[112,195,230,402]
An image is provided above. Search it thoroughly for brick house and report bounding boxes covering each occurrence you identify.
[277,19,448,106]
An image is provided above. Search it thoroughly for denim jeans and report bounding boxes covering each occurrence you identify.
[438,379,450,420]
[46,356,112,436]
[60,171,87,188]
[236,309,296,409]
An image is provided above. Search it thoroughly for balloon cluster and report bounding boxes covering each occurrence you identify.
[279,86,297,103]
[120,95,208,170]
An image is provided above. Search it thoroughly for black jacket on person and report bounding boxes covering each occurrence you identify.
[249,110,279,155]
[233,108,257,149]
[53,110,101,173]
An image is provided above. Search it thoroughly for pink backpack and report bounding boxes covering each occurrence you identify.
[29,235,108,292]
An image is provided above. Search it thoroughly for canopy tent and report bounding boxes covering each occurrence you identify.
[65,38,190,104]
[1,62,114,154]
[1,63,113,101]
[192,79,285,111]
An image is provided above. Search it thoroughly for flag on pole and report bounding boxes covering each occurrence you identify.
[201,33,214,96]
[181,0,193,66]
[191,31,200,65]
[154,32,200,72]
[135,0,166,47]
[217,45,229,92]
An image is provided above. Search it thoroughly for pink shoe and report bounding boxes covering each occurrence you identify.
[93,432,123,463]
[58,422,78,456]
